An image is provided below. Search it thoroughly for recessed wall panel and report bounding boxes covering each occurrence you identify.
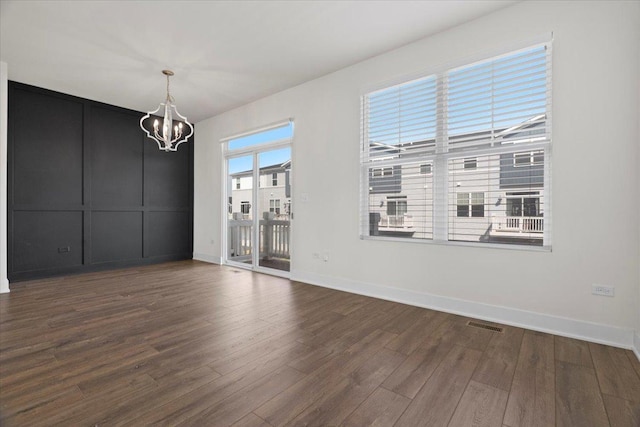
[91,211,143,263]
[91,106,143,206]
[12,89,83,205]
[146,211,192,257]
[144,143,190,207]
[12,211,83,272]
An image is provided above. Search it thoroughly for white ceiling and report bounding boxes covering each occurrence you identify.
[1,0,516,122]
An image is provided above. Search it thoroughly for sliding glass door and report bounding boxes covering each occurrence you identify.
[227,155,255,267]
[257,147,291,272]
[224,122,293,275]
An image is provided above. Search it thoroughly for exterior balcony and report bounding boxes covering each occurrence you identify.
[376,214,415,237]
[490,216,543,240]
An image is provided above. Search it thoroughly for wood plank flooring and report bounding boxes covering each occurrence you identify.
[1,260,639,426]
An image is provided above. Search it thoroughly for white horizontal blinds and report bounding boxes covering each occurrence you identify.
[367,161,434,239]
[446,45,550,150]
[365,76,438,162]
[361,41,551,247]
[447,149,546,246]
[445,43,550,246]
[363,75,437,240]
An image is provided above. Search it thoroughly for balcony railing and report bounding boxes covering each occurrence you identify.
[228,218,290,260]
[492,216,543,234]
[379,214,414,229]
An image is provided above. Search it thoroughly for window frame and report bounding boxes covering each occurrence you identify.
[463,158,477,170]
[360,40,552,251]
[514,151,544,168]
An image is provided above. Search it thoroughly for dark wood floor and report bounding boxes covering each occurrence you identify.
[1,261,639,426]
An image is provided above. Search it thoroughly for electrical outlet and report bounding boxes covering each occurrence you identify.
[592,284,615,297]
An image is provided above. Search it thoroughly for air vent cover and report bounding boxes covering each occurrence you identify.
[467,321,504,333]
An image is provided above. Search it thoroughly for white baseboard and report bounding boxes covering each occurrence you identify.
[193,253,221,265]
[291,270,636,351]
[0,278,9,294]
[633,330,640,362]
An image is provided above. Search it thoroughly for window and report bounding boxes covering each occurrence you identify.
[457,193,470,217]
[270,199,280,214]
[361,42,551,248]
[240,201,251,214]
[507,192,540,217]
[514,151,544,167]
[236,179,241,189]
[387,196,407,216]
[227,122,294,151]
[463,158,477,170]
[471,193,485,217]
[372,167,393,177]
[456,193,484,218]
[272,172,278,186]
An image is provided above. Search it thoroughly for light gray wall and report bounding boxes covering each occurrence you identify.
[194,2,640,349]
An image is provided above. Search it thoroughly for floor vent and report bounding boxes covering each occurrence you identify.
[467,321,504,333]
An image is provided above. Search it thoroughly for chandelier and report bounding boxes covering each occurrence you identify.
[139,70,194,152]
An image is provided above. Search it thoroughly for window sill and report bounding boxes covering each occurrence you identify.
[360,234,551,252]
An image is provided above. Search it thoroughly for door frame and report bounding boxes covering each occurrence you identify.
[222,128,293,278]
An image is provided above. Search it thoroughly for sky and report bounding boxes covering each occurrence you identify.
[367,45,547,147]
[228,123,293,174]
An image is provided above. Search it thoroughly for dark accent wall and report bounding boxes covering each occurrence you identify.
[7,82,194,282]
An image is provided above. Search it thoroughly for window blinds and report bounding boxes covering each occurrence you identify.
[361,42,551,248]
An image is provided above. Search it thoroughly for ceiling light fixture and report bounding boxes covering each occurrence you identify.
[140,70,193,152]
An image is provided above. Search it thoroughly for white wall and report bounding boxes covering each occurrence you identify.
[194,2,640,349]
[1,61,8,293]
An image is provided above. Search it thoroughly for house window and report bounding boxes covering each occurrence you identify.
[361,42,551,248]
[270,199,280,214]
[387,196,407,216]
[463,158,477,170]
[471,193,485,217]
[420,163,432,174]
[514,151,544,167]
[457,193,470,217]
[236,179,241,189]
[240,201,251,214]
[372,167,393,177]
[272,173,278,186]
[457,193,484,218]
[507,192,540,217]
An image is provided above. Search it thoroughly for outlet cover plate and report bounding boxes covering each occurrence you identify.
[592,284,615,297]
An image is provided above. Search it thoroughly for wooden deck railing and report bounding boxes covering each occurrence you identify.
[228,218,290,260]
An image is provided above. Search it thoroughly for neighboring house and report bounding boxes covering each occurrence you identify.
[229,160,291,220]
[368,115,545,245]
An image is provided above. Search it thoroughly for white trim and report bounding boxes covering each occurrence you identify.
[0,278,9,294]
[290,270,636,351]
[192,253,221,264]
[360,33,552,96]
[633,330,640,362]
[220,118,293,142]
